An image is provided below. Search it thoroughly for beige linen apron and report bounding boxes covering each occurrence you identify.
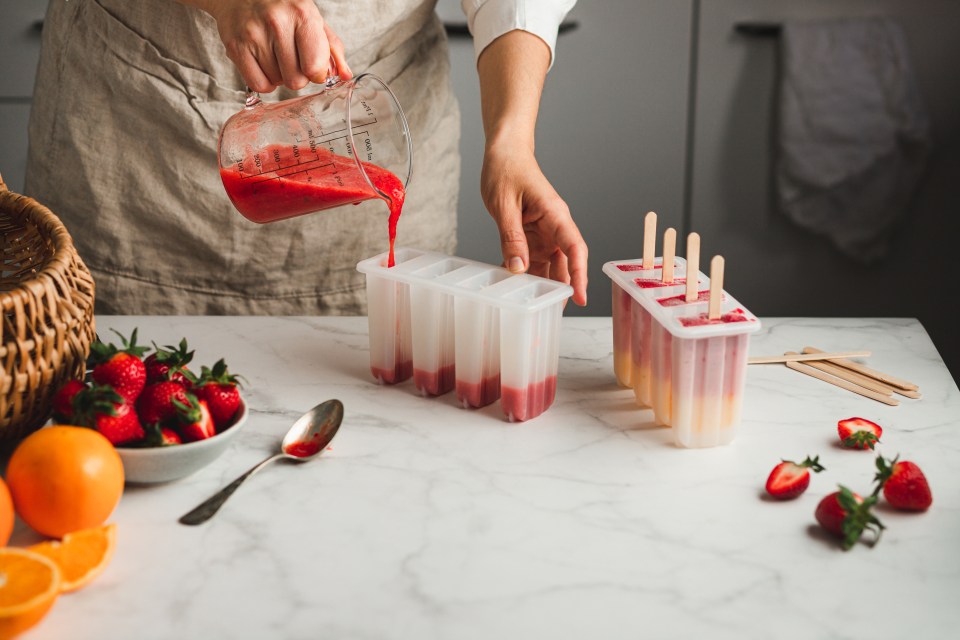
[26,0,460,315]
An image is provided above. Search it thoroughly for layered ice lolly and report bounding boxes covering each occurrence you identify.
[358,248,573,421]
[604,251,760,448]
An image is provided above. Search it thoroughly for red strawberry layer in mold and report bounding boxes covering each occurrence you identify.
[456,374,501,408]
[658,290,714,306]
[617,263,664,272]
[678,310,751,327]
[220,145,405,266]
[372,360,413,385]
[414,363,456,396]
[501,376,558,422]
[635,277,689,289]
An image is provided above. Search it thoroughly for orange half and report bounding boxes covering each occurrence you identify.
[28,524,116,593]
[0,548,61,640]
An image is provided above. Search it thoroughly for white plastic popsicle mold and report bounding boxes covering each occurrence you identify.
[603,257,761,448]
[357,247,574,421]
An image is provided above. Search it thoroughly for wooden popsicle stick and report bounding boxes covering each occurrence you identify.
[814,359,922,399]
[748,351,871,365]
[685,232,700,303]
[785,360,900,406]
[784,352,892,397]
[802,346,919,391]
[642,211,657,269]
[662,228,676,284]
[708,255,724,320]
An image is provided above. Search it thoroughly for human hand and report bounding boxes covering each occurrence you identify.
[195,0,352,92]
[481,144,588,306]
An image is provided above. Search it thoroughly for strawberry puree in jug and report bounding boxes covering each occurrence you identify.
[219,145,406,266]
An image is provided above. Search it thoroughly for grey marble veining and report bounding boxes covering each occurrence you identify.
[14,316,959,639]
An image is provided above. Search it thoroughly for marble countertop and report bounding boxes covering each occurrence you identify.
[14,316,960,639]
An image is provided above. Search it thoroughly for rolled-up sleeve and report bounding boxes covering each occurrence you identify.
[461,0,577,68]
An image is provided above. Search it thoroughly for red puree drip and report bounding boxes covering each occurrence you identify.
[372,360,413,385]
[414,363,456,397]
[501,376,557,422]
[679,311,751,327]
[285,437,322,458]
[635,277,688,289]
[456,374,501,408]
[220,145,406,266]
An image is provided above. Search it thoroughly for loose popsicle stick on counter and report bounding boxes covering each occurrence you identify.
[802,346,920,391]
[642,211,657,269]
[662,228,676,284]
[748,351,871,364]
[784,352,893,397]
[813,358,922,399]
[784,359,900,406]
[685,233,700,303]
[708,256,724,320]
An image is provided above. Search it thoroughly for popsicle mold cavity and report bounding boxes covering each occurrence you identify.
[358,248,573,421]
[603,257,760,448]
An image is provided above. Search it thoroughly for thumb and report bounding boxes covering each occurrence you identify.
[496,210,529,274]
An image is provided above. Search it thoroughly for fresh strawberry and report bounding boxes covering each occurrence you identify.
[51,379,88,423]
[72,384,145,446]
[815,486,884,550]
[173,395,216,442]
[765,455,825,500]
[137,380,190,425]
[161,427,182,446]
[874,455,933,511]
[194,358,244,430]
[837,417,882,450]
[88,328,149,402]
[144,338,194,386]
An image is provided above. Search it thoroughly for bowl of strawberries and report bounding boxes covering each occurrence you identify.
[52,330,250,484]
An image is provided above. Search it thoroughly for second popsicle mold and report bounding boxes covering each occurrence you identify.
[358,248,574,421]
[604,257,761,448]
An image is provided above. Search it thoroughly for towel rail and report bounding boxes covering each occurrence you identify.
[734,22,782,37]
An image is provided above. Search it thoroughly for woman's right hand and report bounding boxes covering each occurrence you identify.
[186,0,352,92]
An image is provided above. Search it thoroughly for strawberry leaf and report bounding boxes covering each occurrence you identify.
[842,431,880,450]
[837,485,885,551]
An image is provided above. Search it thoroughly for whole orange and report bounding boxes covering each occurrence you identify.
[6,426,124,539]
[0,479,12,546]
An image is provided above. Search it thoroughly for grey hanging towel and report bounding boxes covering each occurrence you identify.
[777,17,931,263]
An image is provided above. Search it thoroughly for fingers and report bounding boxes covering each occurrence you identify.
[494,206,530,275]
[295,12,332,85]
[325,25,353,80]
[217,1,348,92]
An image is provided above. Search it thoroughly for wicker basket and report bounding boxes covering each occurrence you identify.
[0,173,96,443]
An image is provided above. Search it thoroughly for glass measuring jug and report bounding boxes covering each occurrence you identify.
[217,73,413,229]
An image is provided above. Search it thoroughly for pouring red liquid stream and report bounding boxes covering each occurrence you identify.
[219,145,405,266]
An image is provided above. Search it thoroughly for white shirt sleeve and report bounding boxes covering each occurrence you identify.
[460,0,577,69]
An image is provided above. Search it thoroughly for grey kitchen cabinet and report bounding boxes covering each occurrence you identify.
[690,0,960,375]
[0,0,46,193]
[0,104,31,193]
[437,0,694,317]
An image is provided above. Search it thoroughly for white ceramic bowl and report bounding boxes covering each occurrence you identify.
[118,400,249,484]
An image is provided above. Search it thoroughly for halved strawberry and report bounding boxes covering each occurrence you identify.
[815,486,884,550]
[144,338,194,386]
[137,380,190,425]
[51,379,88,423]
[874,455,932,511]
[72,384,145,446]
[838,417,882,450]
[765,455,825,500]
[173,395,216,442]
[194,358,244,430]
[88,328,150,402]
[161,427,182,446]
